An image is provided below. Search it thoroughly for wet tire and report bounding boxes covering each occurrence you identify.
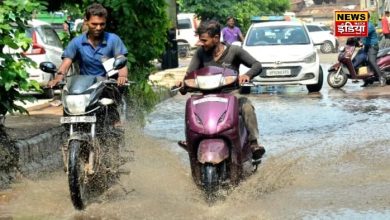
[68,140,87,210]
[202,164,218,203]
[320,41,334,54]
[327,70,348,88]
[307,66,323,93]
[239,86,251,94]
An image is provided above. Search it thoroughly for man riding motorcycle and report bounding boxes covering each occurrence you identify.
[176,20,266,161]
[48,3,128,89]
[48,3,128,126]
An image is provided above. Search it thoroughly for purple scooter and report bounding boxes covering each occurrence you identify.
[175,66,259,201]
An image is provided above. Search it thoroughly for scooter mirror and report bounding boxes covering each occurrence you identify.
[39,62,57,74]
[113,56,128,70]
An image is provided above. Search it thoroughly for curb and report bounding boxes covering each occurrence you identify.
[15,125,65,177]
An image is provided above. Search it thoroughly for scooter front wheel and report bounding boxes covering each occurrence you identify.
[327,70,348,88]
[202,164,218,203]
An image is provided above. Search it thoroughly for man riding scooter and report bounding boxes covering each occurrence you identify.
[176,20,265,162]
[361,13,386,87]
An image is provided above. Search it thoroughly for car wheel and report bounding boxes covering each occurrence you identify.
[320,41,334,54]
[306,66,323,93]
[239,86,251,94]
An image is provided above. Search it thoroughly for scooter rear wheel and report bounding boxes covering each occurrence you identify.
[327,70,348,88]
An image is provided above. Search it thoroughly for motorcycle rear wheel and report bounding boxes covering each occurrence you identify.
[327,70,348,88]
[68,140,88,210]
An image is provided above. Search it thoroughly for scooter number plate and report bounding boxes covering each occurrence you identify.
[60,116,96,124]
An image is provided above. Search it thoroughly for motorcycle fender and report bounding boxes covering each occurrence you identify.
[67,132,91,144]
[197,139,229,164]
[328,63,341,72]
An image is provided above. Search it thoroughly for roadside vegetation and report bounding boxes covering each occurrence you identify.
[177,0,290,33]
[0,0,46,188]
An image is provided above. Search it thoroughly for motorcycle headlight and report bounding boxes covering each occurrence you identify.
[303,52,317,63]
[64,94,91,114]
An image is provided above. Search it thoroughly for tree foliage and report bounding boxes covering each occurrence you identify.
[179,0,290,33]
[0,0,45,117]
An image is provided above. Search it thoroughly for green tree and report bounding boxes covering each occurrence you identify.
[179,0,290,33]
[233,0,290,33]
[0,0,44,117]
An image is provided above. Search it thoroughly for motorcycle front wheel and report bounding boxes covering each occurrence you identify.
[327,70,348,88]
[68,140,88,210]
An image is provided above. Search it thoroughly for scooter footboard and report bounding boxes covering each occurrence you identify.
[197,139,229,164]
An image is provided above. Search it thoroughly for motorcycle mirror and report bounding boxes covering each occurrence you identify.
[39,62,57,74]
[113,56,128,70]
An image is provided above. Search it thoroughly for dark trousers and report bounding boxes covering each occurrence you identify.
[238,97,260,147]
[365,44,383,78]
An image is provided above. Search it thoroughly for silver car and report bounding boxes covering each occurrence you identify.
[4,19,67,98]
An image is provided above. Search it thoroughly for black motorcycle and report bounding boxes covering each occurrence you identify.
[40,57,129,210]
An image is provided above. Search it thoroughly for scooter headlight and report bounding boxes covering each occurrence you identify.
[338,46,345,52]
[303,52,317,63]
[64,94,91,114]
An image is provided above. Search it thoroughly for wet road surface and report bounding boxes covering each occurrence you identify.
[1,61,390,219]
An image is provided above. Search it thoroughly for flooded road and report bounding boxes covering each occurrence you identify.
[1,63,390,219]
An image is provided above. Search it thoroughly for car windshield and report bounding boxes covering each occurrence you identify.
[35,25,63,48]
[178,18,191,29]
[246,25,310,46]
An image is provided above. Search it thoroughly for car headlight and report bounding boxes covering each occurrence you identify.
[303,52,317,63]
[64,94,91,114]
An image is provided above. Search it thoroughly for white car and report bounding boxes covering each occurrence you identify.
[239,20,323,93]
[176,13,199,48]
[306,23,339,54]
[3,20,66,98]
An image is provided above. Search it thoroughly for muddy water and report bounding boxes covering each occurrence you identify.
[1,66,390,219]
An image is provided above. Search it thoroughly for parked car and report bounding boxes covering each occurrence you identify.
[3,19,67,98]
[239,19,323,93]
[176,13,199,48]
[306,23,339,53]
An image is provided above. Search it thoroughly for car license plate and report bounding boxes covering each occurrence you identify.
[266,69,291,76]
[60,116,96,124]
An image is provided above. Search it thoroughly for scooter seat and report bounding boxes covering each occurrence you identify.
[377,48,390,58]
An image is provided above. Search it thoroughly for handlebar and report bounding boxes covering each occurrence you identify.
[104,79,135,86]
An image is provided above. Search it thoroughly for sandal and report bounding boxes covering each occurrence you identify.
[177,140,188,150]
[250,141,266,161]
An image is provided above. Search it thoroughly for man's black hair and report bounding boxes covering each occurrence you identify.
[85,3,108,20]
[226,16,235,22]
[196,20,221,37]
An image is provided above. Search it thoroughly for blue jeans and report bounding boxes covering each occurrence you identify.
[352,49,367,69]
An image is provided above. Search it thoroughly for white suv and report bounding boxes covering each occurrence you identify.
[306,23,338,54]
[3,20,65,98]
[240,20,323,93]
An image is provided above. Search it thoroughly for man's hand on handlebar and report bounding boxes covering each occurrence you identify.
[239,74,250,84]
[117,76,128,86]
[172,80,187,95]
[47,73,65,88]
